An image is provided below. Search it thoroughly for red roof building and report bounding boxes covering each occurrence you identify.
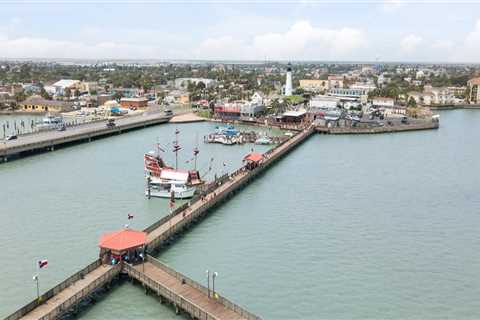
[243,152,264,163]
[99,229,146,253]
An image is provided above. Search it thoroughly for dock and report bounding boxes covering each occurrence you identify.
[125,256,259,320]
[315,120,439,134]
[0,112,171,161]
[6,125,314,320]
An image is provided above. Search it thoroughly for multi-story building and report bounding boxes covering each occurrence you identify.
[327,75,344,89]
[120,97,149,109]
[467,77,480,104]
[328,87,369,98]
[299,79,329,93]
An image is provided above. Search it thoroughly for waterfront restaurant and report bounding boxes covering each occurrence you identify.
[99,228,146,265]
[279,109,307,123]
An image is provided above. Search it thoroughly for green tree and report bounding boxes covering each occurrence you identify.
[64,87,71,99]
[407,97,417,108]
[14,91,27,102]
[40,87,51,100]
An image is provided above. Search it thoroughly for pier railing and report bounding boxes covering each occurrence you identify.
[4,259,110,320]
[146,255,261,320]
[37,264,120,320]
[124,263,219,320]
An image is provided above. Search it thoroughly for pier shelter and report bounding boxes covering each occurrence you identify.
[243,152,264,170]
[99,229,146,265]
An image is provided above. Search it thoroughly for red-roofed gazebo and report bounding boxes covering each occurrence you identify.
[243,152,264,170]
[99,229,146,253]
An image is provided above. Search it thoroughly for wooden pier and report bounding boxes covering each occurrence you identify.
[125,256,259,320]
[315,120,439,134]
[0,112,171,161]
[6,126,315,320]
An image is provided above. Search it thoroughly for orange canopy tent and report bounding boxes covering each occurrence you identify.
[243,152,263,163]
[99,229,146,252]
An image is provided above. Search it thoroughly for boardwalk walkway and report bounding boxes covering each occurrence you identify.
[125,256,258,320]
[14,264,119,320]
[7,126,314,320]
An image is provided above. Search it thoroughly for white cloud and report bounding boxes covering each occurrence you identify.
[195,20,366,61]
[400,34,422,55]
[459,19,480,61]
[381,0,405,13]
[0,35,179,60]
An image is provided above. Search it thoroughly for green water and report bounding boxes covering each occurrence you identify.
[2,111,480,319]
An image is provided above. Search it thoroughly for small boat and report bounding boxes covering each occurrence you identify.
[146,171,197,199]
[205,125,242,145]
[35,114,64,131]
[254,135,273,145]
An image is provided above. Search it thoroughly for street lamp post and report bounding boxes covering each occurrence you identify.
[33,274,39,302]
[142,245,145,273]
[212,272,218,299]
[206,270,210,298]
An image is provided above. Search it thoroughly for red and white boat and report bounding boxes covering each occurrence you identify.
[144,130,203,199]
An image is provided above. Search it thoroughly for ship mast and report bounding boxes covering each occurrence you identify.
[193,133,199,170]
[173,128,181,170]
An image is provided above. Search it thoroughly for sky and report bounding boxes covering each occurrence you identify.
[1,0,480,62]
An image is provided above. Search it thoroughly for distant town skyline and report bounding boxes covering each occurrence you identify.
[1,1,480,62]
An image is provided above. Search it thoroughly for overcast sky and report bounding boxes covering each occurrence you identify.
[1,1,480,62]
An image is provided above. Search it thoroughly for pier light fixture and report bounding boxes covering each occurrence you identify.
[206,270,210,298]
[212,272,218,298]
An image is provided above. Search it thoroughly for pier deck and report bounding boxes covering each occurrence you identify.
[12,263,120,320]
[7,126,314,320]
[125,256,257,320]
[0,112,171,161]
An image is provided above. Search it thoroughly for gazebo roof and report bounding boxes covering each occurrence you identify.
[243,152,263,163]
[99,229,146,251]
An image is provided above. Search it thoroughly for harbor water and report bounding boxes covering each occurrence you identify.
[2,111,480,319]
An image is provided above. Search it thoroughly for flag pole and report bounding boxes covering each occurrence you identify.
[34,260,40,302]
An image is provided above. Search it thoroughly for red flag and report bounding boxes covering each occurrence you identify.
[38,260,48,269]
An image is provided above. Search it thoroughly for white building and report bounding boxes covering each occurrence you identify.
[372,97,395,108]
[52,79,81,96]
[241,92,266,117]
[309,95,340,112]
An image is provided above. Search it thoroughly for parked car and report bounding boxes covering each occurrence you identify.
[5,134,17,141]
[164,109,173,116]
[57,124,66,131]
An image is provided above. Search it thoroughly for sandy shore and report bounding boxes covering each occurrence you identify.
[169,112,206,123]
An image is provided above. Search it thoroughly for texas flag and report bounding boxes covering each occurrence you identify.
[38,260,48,269]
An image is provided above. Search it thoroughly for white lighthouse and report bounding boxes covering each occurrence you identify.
[285,63,293,96]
